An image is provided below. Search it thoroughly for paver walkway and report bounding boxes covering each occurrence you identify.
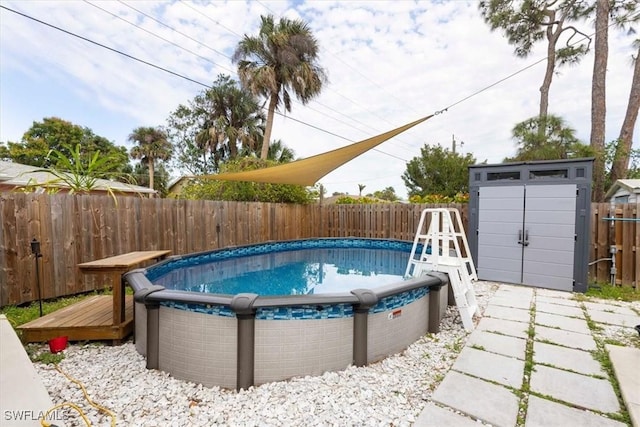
[415,284,640,427]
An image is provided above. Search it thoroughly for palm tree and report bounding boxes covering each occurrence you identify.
[233,14,327,160]
[266,139,295,163]
[358,184,366,197]
[205,75,264,160]
[128,127,172,190]
[507,115,592,161]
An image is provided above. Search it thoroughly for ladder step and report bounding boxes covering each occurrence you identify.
[405,208,479,331]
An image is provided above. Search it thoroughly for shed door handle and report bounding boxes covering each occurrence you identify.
[523,230,529,247]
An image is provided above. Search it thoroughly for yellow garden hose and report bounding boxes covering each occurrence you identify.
[40,364,116,427]
[40,402,91,427]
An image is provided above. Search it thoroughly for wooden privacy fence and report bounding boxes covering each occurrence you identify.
[589,203,639,288]
[323,203,468,241]
[0,193,322,307]
[0,193,637,306]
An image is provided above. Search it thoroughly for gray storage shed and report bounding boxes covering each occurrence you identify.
[468,158,593,292]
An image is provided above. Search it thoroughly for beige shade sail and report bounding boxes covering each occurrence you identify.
[197,115,434,186]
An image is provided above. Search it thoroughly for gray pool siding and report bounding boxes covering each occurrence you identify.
[135,302,147,356]
[254,317,353,385]
[367,293,430,363]
[127,267,451,390]
[133,287,447,389]
[439,283,449,322]
[157,307,237,389]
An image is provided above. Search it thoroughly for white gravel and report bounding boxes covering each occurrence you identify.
[32,283,640,426]
[581,296,640,348]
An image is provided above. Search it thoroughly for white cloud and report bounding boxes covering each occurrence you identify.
[1,0,638,199]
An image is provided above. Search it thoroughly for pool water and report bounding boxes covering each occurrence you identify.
[152,247,410,295]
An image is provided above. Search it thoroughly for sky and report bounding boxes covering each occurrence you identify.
[1,0,638,199]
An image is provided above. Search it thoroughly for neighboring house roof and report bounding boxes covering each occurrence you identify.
[167,176,194,197]
[604,179,640,201]
[0,160,156,196]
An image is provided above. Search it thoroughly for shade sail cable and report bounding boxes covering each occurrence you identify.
[197,114,434,186]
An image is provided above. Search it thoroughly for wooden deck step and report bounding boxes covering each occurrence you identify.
[18,295,134,344]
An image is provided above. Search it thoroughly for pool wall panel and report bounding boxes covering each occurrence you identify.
[366,294,430,363]
[254,317,353,384]
[158,307,237,389]
[135,302,147,356]
[439,283,449,323]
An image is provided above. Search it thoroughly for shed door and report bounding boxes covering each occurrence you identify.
[477,186,525,284]
[521,184,576,290]
[477,184,576,291]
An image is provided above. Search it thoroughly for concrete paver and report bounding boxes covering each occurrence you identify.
[432,371,520,427]
[535,311,591,335]
[466,330,527,359]
[587,309,639,327]
[535,295,580,307]
[535,289,573,299]
[452,347,524,388]
[530,365,620,414]
[583,301,638,316]
[525,395,626,427]
[494,288,535,300]
[484,305,531,323]
[534,324,597,351]
[414,402,480,427]
[486,295,532,310]
[476,317,529,339]
[532,341,605,376]
[535,301,584,317]
[607,344,640,427]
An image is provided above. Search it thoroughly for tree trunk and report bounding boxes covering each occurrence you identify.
[539,10,560,121]
[611,45,640,183]
[261,95,279,160]
[229,136,238,159]
[590,0,609,202]
[148,160,155,190]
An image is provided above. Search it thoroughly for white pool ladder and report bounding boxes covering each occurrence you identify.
[405,208,478,331]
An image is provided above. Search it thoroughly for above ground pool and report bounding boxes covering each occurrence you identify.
[125,238,450,390]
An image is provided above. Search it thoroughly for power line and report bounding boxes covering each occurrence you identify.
[3,3,626,169]
[117,0,232,62]
[249,1,421,152]
[0,3,408,162]
[83,2,415,158]
[178,0,243,39]
[83,0,234,74]
[172,1,418,153]
[0,4,210,89]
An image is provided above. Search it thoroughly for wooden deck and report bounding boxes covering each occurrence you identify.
[18,295,134,343]
[78,250,171,327]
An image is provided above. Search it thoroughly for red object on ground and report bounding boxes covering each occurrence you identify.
[48,336,68,353]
